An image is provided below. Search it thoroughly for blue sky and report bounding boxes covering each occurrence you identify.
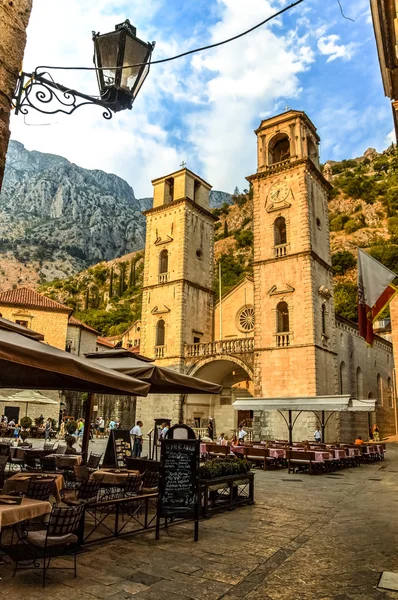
[10,0,394,197]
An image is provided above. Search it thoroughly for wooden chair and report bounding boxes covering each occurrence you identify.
[141,470,160,494]
[206,444,230,458]
[242,447,277,470]
[40,456,57,472]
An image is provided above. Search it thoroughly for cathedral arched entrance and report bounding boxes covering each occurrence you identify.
[184,356,253,439]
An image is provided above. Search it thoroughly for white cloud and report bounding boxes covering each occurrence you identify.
[184,0,314,190]
[317,34,359,62]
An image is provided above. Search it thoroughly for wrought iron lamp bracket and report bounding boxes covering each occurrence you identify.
[12,71,130,120]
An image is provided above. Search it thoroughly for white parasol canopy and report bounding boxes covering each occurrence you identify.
[233,395,353,412]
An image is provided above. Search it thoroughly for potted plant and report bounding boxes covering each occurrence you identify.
[19,416,32,446]
[64,420,78,454]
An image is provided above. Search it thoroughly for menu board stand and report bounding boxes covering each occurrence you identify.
[156,424,200,542]
[102,429,132,468]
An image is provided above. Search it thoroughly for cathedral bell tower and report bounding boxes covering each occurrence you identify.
[247,110,336,400]
[140,167,216,371]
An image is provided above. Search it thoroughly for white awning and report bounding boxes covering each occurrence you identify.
[233,395,352,412]
[348,399,376,412]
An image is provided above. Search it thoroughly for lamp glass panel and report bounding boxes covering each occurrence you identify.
[121,36,149,91]
[96,31,121,88]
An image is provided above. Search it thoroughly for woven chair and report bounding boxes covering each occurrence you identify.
[12,502,85,587]
[0,454,8,488]
[40,456,57,473]
[61,478,101,505]
[73,465,90,482]
[86,452,102,472]
[141,470,160,494]
[123,474,143,497]
[43,443,55,452]
[25,479,54,501]
[22,453,41,472]
[0,443,11,457]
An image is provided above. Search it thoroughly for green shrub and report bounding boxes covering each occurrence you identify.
[388,217,398,240]
[234,229,253,248]
[20,416,32,430]
[344,219,362,234]
[65,420,78,435]
[331,251,356,275]
[199,458,251,479]
[334,283,358,321]
[330,215,349,231]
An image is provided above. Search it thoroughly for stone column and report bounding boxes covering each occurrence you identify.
[0,0,33,191]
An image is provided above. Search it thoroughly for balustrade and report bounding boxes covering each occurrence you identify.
[274,243,288,258]
[185,337,254,358]
[155,345,165,358]
[158,272,169,284]
[276,333,290,347]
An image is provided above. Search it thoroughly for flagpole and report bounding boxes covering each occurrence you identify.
[393,368,398,437]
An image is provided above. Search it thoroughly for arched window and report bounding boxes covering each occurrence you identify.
[356,367,363,400]
[268,134,290,165]
[339,362,346,395]
[277,302,289,333]
[274,217,287,246]
[159,249,168,274]
[156,319,165,347]
[377,373,383,406]
[321,304,326,336]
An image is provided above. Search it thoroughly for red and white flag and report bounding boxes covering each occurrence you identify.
[358,248,397,345]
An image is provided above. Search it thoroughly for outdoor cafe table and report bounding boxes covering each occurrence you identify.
[268,448,286,459]
[231,445,245,455]
[0,497,51,531]
[329,449,346,459]
[46,454,82,468]
[313,451,332,462]
[346,447,361,457]
[2,473,65,503]
[9,447,25,460]
[91,468,140,486]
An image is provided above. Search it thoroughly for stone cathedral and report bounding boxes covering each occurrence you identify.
[135,110,396,442]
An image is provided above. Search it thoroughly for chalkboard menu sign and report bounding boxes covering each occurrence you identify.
[156,424,199,541]
[102,429,132,468]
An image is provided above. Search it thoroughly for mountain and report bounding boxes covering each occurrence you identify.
[0,141,231,291]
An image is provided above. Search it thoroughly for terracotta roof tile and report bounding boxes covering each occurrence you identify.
[0,287,71,313]
[96,336,115,348]
[68,316,99,335]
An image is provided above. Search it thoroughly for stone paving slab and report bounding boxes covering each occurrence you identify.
[2,445,398,599]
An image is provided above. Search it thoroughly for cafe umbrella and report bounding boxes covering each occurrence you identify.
[0,317,150,461]
[84,348,223,395]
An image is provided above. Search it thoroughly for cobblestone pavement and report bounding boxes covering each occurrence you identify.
[2,445,398,600]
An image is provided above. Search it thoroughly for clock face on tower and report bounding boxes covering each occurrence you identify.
[269,181,290,204]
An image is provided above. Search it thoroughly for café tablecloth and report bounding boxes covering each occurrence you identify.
[346,448,360,457]
[268,448,286,459]
[3,473,65,503]
[0,497,51,531]
[313,451,332,462]
[47,454,82,468]
[231,446,245,454]
[91,469,140,486]
[330,449,346,459]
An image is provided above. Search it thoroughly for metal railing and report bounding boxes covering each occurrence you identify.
[185,337,254,358]
[82,493,158,545]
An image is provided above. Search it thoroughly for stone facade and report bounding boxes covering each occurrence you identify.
[0,304,70,350]
[137,110,396,443]
[66,324,98,356]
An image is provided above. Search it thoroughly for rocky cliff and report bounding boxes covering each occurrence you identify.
[0,141,230,290]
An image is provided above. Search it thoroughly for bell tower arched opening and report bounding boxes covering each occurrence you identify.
[268,133,290,165]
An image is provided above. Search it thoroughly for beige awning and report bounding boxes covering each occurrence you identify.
[233,395,352,412]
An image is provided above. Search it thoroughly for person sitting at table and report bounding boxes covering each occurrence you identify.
[218,433,227,446]
[355,436,365,445]
[230,434,238,447]
[238,425,247,443]
[8,419,15,428]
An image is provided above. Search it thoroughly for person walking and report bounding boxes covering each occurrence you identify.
[131,420,143,457]
[98,416,105,439]
[45,418,52,441]
[207,417,214,440]
[372,424,380,442]
[314,428,322,443]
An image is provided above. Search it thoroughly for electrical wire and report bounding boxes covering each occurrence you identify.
[34,0,305,75]
[337,0,355,22]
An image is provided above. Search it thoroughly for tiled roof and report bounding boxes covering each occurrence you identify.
[0,287,71,313]
[96,336,115,348]
[68,316,99,335]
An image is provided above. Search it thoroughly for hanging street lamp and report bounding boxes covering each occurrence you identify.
[12,20,155,120]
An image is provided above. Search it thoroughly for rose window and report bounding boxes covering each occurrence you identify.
[237,306,255,332]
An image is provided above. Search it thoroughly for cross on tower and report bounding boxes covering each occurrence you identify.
[180,160,186,168]
[284,105,291,112]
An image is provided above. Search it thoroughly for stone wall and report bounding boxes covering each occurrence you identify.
[214,278,254,340]
[66,326,97,356]
[0,390,60,425]
[0,305,69,349]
